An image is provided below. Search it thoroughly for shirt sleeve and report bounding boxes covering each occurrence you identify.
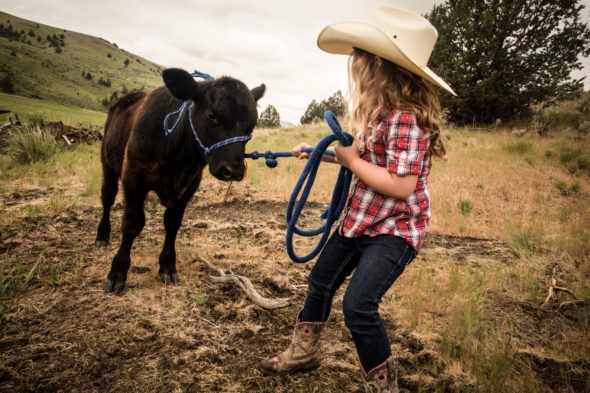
[386,111,430,177]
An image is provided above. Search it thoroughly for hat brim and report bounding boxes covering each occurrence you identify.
[317,21,456,96]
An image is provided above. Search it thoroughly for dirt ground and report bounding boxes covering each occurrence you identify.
[0,178,588,392]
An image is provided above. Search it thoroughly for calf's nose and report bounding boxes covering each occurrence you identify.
[219,164,244,181]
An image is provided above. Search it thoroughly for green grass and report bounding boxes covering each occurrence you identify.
[547,141,590,175]
[0,92,107,127]
[502,140,533,155]
[458,198,473,215]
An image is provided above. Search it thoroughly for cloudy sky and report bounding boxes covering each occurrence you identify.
[1,0,589,124]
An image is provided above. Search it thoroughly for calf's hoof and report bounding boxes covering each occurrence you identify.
[95,239,110,247]
[158,273,180,285]
[104,279,126,294]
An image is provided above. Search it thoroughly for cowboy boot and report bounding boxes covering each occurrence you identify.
[260,318,324,375]
[362,356,399,393]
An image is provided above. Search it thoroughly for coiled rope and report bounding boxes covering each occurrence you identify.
[246,111,353,263]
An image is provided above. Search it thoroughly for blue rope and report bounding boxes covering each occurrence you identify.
[281,111,353,263]
[245,148,334,168]
[245,111,352,263]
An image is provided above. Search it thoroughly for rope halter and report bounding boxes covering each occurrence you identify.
[163,71,252,157]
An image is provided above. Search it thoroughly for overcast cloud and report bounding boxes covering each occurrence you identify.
[1,0,589,124]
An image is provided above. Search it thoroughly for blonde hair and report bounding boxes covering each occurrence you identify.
[348,48,446,157]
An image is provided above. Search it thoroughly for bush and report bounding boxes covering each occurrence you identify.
[5,126,59,164]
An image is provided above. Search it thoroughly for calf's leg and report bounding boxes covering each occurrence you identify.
[104,175,148,293]
[158,201,189,285]
[96,165,119,247]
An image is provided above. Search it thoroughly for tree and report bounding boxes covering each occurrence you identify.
[325,90,346,117]
[300,91,347,124]
[426,0,590,125]
[257,105,281,128]
[300,99,324,125]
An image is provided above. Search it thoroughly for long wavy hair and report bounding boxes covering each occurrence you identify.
[348,48,446,158]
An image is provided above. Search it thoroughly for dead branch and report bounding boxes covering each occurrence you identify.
[196,255,290,310]
[543,266,581,307]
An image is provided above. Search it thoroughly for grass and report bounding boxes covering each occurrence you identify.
[3,125,60,164]
[0,253,39,315]
[0,92,107,127]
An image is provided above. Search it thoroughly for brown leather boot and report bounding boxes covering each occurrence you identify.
[259,319,324,375]
[362,356,399,393]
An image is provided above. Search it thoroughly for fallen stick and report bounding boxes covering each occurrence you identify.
[196,255,290,310]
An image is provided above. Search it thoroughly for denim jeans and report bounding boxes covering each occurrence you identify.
[300,231,416,372]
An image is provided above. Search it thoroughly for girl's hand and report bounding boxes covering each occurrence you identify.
[291,142,311,159]
[334,142,361,169]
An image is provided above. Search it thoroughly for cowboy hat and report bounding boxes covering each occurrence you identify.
[317,5,456,96]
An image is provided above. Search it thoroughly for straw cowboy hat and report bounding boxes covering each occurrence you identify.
[317,5,456,96]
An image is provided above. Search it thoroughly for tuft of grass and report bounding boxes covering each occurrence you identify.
[502,140,533,155]
[5,125,60,164]
[507,223,542,258]
[458,198,473,215]
[556,180,581,196]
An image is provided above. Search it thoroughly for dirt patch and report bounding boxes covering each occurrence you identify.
[0,183,587,392]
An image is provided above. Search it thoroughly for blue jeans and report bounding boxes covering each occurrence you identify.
[300,231,416,372]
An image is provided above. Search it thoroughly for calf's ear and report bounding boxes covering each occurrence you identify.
[162,68,201,101]
[251,84,266,102]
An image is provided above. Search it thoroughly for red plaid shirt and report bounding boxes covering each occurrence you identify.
[339,109,432,252]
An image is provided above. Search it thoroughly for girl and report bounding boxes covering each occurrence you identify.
[260,5,455,392]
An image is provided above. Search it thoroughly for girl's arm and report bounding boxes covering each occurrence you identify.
[334,142,418,200]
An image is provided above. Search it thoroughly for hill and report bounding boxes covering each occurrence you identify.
[0,11,164,113]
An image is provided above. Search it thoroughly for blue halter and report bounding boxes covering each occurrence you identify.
[163,71,252,157]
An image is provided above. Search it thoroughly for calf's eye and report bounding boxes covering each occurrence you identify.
[206,112,217,121]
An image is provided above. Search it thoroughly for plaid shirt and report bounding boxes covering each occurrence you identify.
[339,109,432,252]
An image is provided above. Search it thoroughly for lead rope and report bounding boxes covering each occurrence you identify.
[246,111,353,263]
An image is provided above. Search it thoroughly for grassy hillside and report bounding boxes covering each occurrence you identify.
[0,11,164,113]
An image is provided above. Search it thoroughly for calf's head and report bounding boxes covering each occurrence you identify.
[163,68,265,181]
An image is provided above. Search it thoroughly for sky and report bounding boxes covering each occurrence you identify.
[1,0,589,124]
